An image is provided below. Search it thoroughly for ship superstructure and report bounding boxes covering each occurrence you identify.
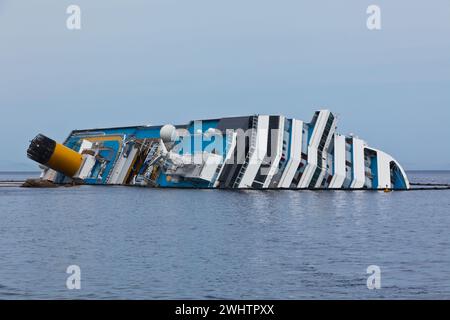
[27,110,410,189]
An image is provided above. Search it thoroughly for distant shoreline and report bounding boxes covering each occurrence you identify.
[0,171,41,174]
[406,170,450,172]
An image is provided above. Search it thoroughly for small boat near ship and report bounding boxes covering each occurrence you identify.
[26,110,410,190]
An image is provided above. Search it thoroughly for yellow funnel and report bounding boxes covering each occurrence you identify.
[27,134,83,177]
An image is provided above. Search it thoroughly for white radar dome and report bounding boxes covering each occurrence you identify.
[160,124,177,142]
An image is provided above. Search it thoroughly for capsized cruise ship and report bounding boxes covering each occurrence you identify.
[27,110,410,189]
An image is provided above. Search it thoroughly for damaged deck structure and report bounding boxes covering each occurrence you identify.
[27,110,410,190]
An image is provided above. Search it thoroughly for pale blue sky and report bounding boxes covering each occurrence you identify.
[0,0,449,170]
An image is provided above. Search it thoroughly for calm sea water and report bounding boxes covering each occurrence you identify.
[0,171,449,299]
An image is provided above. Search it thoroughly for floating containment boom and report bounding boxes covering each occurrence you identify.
[26,110,410,190]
